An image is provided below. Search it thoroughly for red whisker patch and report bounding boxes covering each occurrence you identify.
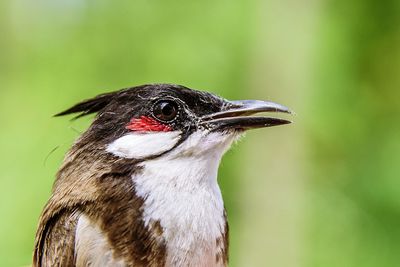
[126,116,172,132]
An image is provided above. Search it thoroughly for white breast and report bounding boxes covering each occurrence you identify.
[133,131,237,267]
[75,215,127,267]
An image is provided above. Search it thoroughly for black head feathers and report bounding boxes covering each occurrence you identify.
[54,84,225,120]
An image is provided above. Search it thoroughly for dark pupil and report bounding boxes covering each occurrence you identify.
[161,102,174,116]
[154,101,177,121]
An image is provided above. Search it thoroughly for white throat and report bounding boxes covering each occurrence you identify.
[107,130,239,267]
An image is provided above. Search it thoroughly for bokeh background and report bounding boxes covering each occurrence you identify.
[1,0,399,266]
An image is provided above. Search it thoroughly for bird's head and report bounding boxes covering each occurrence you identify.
[57,84,291,163]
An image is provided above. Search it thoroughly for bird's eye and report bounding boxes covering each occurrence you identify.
[152,100,179,122]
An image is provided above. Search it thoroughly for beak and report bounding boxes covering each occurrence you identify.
[200,100,292,131]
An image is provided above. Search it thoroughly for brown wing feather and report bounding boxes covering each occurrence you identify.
[34,208,79,267]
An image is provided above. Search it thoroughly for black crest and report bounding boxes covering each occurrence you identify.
[54,90,120,119]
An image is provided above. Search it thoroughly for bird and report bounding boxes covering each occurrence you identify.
[33,83,291,267]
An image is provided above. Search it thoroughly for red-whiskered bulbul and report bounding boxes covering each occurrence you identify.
[33,84,291,267]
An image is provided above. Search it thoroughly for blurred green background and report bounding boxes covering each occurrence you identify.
[1,0,399,266]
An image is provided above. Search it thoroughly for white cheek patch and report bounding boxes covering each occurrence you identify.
[106,131,182,159]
